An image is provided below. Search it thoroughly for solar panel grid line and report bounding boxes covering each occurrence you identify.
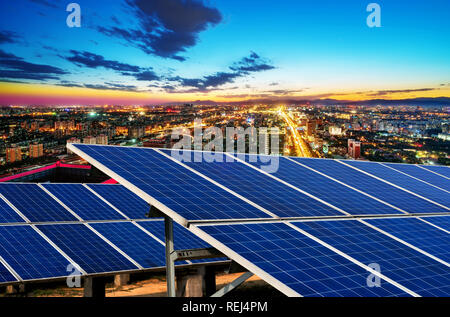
[81,184,131,220]
[284,157,410,215]
[417,165,450,180]
[379,163,450,194]
[417,217,450,234]
[131,221,166,246]
[189,224,302,297]
[83,223,144,270]
[283,221,420,297]
[358,220,450,267]
[29,224,87,275]
[66,143,189,226]
[0,193,30,222]
[154,148,279,219]
[337,160,450,211]
[228,152,351,216]
[36,184,84,221]
[0,254,22,282]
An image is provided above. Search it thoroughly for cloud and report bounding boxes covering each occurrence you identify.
[29,0,59,9]
[0,50,68,81]
[368,88,437,97]
[0,30,20,44]
[168,52,275,92]
[56,81,138,92]
[97,0,222,61]
[65,50,141,73]
[131,70,160,81]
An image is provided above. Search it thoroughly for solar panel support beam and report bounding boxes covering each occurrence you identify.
[165,216,176,297]
[211,272,254,297]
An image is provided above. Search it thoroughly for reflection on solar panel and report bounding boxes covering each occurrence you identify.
[197,222,409,296]
[383,163,450,190]
[421,216,450,232]
[0,225,72,280]
[163,149,340,218]
[293,220,450,296]
[70,145,271,220]
[87,184,149,219]
[0,184,77,222]
[341,161,450,208]
[243,155,404,215]
[37,223,138,274]
[421,165,450,178]
[297,158,448,214]
[90,222,168,268]
[42,184,126,220]
[0,261,16,284]
[366,217,450,263]
[0,196,24,223]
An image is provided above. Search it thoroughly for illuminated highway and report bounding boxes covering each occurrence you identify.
[278,107,315,157]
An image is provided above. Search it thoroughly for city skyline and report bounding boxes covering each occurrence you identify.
[0,0,449,105]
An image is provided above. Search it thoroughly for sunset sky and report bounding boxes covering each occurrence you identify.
[0,0,449,105]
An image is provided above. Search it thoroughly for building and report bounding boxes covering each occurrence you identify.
[6,146,22,163]
[348,139,361,159]
[29,143,44,159]
[306,120,317,137]
[128,126,145,139]
[96,134,108,145]
[83,136,97,144]
[67,137,81,154]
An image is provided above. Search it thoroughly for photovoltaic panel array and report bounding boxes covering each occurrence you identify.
[0,183,78,222]
[420,165,450,178]
[341,160,449,208]
[420,216,450,232]
[0,197,25,223]
[383,163,450,190]
[0,262,16,283]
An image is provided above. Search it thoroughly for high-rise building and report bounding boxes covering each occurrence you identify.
[96,134,108,145]
[29,143,44,158]
[128,126,145,139]
[6,145,22,163]
[83,136,96,144]
[348,139,361,159]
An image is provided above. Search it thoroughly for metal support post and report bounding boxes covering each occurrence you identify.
[165,216,176,297]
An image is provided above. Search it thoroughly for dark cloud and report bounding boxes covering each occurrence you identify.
[168,52,275,92]
[131,70,160,81]
[0,30,19,44]
[0,50,67,81]
[56,81,138,92]
[368,88,436,97]
[29,0,59,9]
[65,50,141,73]
[97,0,222,61]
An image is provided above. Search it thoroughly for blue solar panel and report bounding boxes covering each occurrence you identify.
[137,220,226,264]
[89,222,168,268]
[421,165,450,178]
[199,222,409,296]
[383,163,450,191]
[70,144,272,220]
[297,158,448,214]
[162,149,340,218]
[42,184,126,220]
[366,217,450,263]
[0,261,16,284]
[37,223,138,274]
[341,161,450,207]
[0,225,72,280]
[236,154,403,215]
[0,184,78,222]
[0,196,25,223]
[293,220,450,296]
[87,184,149,219]
[420,216,450,232]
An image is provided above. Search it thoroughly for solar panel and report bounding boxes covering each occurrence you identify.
[420,216,450,232]
[0,261,17,284]
[137,220,226,264]
[42,184,126,221]
[89,222,168,268]
[296,158,448,214]
[420,165,450,178]
[341,160,449,208]
[68,144,272,221]
[238,154,404,215]
[37,223,138,274]
[87,184,149,219]
[0,184,78,222]
[292,220,450,296]
[0,196,25,223]
[163,149,341,218]
[196,222,409,296]
[383,163,450,190]
[0,225,72,280]
[365,217,450,263]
